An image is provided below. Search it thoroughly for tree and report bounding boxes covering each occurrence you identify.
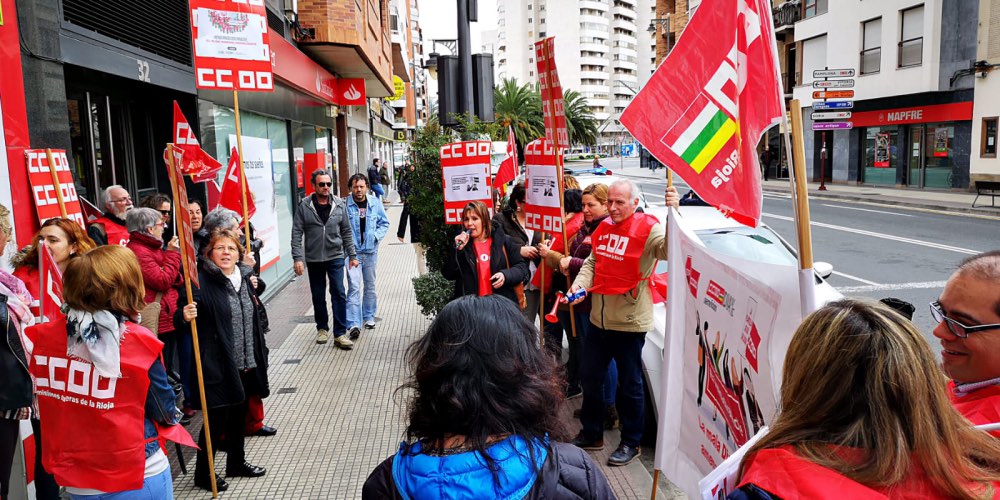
[563,89,599,146]
[493,78,544,147]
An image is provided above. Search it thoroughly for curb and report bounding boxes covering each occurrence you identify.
[760,186,1000,217]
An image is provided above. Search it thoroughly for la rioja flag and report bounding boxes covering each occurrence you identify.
[620,0,782,227]
[493,125,518,193]
[219,147,257,221]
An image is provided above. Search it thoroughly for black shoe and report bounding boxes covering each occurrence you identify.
[565,386,583,400]
[349,326,361,340]
[194,476,229,492]
[571,432,605,451]
[604,404,619,430]
[227,461,267,477]
[252,425,277,437]
[608,443,641,466]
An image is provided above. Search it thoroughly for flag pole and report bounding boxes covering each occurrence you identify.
[38,242,45,323]
[167,144,219,498]
[44,149,69,218]
[786,99,816,317]
[555,147,577,339]
[650,469,661,500]
[232,91,253,255]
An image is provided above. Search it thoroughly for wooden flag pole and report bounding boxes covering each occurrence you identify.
[787,99,817,316]
[232,91,253,254]
[167,145,219,498]
[555,148,577,339]
[44,149,69,218]
[650,469,661,500]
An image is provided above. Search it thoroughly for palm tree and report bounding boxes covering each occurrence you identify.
[562,89,599,147]
[493,78,544,146]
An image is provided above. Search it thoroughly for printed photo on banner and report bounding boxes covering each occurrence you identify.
[522,138,563,233]
[525,166,560,208]
[439,141,492,224]
[444,165,489,202]
[228,135,279,270]
[192,6,269,61]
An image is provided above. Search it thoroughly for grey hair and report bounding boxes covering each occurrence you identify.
[100,185,126,209]
[609,178,641,203]
[203,207,241,234]
[126,207,162,234]
[311,169,332,185]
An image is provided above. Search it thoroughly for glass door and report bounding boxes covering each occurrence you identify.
[924,125,954,188]
[908,126,923,187]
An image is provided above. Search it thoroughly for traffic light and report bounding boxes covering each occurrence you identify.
[472,54,495,123]
[437,55,460,126]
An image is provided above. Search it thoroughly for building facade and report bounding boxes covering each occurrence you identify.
[970,0,1000,187]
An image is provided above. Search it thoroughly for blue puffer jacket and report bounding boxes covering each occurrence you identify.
[345,195,390,254]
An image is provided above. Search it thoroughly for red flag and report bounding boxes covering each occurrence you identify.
[534,38,569,152]
[493,125,518,190]
[620,0,782,227]
[219,147,257,222]
[172,102,223,182]
[39,243,64,321]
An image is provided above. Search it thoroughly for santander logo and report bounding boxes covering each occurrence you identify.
[344,84,361,101]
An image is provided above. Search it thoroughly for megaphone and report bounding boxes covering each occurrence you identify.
[545,293,563,323]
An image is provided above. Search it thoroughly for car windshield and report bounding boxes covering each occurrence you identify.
[653,226,795,274]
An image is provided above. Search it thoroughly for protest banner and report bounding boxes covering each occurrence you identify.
[439,141,492,225]
[522,139,563,234]
[698,427,769,500]
[228,135,278,269]
[189,0,273,92]
[534,38,569,151]
[173,102,223,182]
[38,243,64,322]
[24,149,85,227]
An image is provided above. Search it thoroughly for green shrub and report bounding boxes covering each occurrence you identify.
[411,271,453,317]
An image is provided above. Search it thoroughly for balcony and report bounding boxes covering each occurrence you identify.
[772,0,801,33]
[612,58,637,72]
[581,41,609,54]
[611,6,636,19]
[581,56,609,67]
[581,70,609,80]
[612,18,637,31]
[581,83,610,95]
[580,15,610,26]
[579,1,609,12]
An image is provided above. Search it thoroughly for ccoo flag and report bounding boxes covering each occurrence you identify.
[620,0,782,227]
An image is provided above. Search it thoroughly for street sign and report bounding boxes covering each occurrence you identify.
[813,101,854,110]
[811,111,852,120]
[813,68,855,78]
[813,90,855,99]
[813,79,855,89]
[812,122,853,130]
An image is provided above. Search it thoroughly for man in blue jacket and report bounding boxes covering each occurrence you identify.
[345,173,390,340]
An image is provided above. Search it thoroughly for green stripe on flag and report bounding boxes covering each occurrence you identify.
[680,109,730,165]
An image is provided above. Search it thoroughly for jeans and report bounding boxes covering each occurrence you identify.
[306,259,348,336]
[347,251,378,328]
[68,466,172,499]
[580,325,646,446]
[371,184,384,199]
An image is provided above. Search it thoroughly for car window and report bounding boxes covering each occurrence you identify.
[694,227,797,266]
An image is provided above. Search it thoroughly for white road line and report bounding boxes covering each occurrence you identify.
[821,204,914,217]
[831,270,881,286]
[836,280,949,294]
[762,212,981,255]
[762,192,792,199]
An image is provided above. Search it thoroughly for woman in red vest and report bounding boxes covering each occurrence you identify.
[11,218,96,317]
[731,299,1000,500]
[444,201,529,305]
[28,245,182,499]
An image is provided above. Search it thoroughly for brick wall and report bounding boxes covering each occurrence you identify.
[299,0,393,86]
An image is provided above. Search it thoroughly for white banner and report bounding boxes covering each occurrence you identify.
[442,164,490,203]
[228,135,279,270]
[193,8,270,61]
[656,209,802,498]
[524,164,560,209]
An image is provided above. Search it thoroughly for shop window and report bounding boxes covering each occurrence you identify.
[863,127,899,186]
[802,0,827,19]
[860,18,881,75]
[898,5,923,68]
[982,117,998,158]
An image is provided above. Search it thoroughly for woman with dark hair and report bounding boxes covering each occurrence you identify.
[363,295,614,499]
[445,201,529,305]
[492,182,546,320]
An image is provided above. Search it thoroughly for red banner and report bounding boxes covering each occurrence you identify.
[23,149,86,228]
[39,243,64,321]
[850,102,972,127]
[440,141,492,225]
[218,147,257,222]
[705,358,750,446]
[165,145,200,288]
[172,102,223,182]
[620,0,782,227]
[523,139,562,233]
[534,38,569,152]
[189,0,273,92]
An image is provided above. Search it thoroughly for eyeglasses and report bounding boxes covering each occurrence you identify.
[929,301,1000,338]
[316,182,333,188]
[112,196,133,204]
[213,245,239,253]
[158,209,171,216]
[153,221,165,228]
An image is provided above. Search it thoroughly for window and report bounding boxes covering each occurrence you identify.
[803,0,827,18]
[860,18,881,74]
[898,5,923,67]
[982,117,999,158]
[528,18,533,23]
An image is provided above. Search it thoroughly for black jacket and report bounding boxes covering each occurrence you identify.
[442,226,529,304]
[173,260,269,410]
[0,294,32,412]
[362,441,616,499]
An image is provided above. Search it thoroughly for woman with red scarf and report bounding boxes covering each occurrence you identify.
[444,201,529,305]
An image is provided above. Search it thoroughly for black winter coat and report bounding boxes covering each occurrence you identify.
[442,226,529,305]
[0,294,32,412]
[361,441,616,499]
[173,260,269,410]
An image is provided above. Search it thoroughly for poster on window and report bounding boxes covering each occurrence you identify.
[874,132,890,167]
[523,138,563,233]
[228,135,279,270]
[933,128,949,158]
[23,149,86,228]
[440,141,492,225]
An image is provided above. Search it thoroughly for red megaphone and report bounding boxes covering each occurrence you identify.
[545,293,563,323]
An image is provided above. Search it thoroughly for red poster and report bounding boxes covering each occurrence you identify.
[218,147,257,221]
[337,78,367,107]
[522,139,563,233]
[534,38,569,152]
[439,141,492,225]
[705,360,750,446]
[23,149,86,228]
[164,145,200,288]
[189,0,273,92]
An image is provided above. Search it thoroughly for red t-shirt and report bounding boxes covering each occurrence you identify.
[474,239,493,296]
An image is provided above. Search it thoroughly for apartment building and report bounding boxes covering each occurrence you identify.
[970,0,1000,187]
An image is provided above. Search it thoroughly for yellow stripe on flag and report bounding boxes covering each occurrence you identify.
[689,119,737,174]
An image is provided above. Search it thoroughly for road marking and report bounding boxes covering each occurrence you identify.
[836,280,949,294]
[831,270,881,285]
[762,212,981,255]
[763,192,792,199]
[821,204,914,217]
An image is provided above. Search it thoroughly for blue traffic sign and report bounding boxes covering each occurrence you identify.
[813,101,854,111]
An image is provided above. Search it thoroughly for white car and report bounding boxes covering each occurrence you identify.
[572,174,651,210]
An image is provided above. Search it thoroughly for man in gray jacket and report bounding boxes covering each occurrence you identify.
[292,170,359,349]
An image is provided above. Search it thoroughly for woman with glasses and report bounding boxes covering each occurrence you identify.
[139,193,174,247]
[729,299,1000,500]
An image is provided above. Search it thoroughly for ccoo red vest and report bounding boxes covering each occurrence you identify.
[27,319,161,492]
[588,212,657,295]
[531,212,584,292]
[91,216,130,246]
[948,381,1000,438]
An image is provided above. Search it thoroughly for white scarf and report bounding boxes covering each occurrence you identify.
[64,307,126,378]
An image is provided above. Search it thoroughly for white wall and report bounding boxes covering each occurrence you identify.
[971,0,1000,178]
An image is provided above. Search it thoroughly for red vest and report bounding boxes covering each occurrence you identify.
[91,216,130,246]
[27,319,161,492]
[531,212,584,292]
[948,381,1000,438]
[589,212,657,295]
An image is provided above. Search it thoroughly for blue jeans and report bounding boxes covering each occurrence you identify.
[306,259,348,336]
[69,466,172,499]
[347,251,378,328]
[371,184,384,198]
[580,325,646,446]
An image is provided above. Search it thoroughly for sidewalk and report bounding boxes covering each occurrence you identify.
[170,205,674,499]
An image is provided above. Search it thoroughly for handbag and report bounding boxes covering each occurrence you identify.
[139,291,165,336]
[501,246,527,310]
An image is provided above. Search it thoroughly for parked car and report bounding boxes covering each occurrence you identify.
[573,174,650,210]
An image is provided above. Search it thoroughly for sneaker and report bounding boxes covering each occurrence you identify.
[607,443,641,466]
[315,329,330,344]
[364,320,376,329]
[565,386,583,400]
[349,326,361,340]
[571,431,604,451]
[334,335,354,350]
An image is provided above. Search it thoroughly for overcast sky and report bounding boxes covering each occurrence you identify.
[419,0,497,53]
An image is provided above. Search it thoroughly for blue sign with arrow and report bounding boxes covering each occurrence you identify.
[813,101,854,111]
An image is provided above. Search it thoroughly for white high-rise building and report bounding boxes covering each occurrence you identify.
[494,0,656,147]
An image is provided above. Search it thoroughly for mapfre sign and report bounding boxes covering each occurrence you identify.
[189,0,274,92]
